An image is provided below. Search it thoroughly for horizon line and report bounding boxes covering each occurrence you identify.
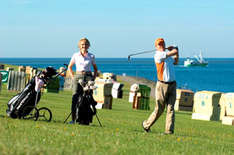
[0,57,234,59]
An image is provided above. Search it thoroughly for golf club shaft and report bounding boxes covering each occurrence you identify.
[95,113,102,127]
[64,112,72,123]
[90,105,102,127]
[128,47,173,61]
[128,49,156,57]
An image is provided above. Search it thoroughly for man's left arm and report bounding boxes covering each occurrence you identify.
[166,46,179,65]
[173,51,179,65]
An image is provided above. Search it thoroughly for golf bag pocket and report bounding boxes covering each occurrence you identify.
[7,91,41,118]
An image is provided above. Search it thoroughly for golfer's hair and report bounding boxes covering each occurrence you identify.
[78,38,91,47]
[155,38,165,47]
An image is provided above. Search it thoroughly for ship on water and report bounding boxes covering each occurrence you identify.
[184,51,208,67]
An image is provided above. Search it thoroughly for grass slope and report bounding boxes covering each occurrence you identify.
[0,79,234,155]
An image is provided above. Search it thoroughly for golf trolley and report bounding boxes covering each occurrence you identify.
[6,64,68,122]
[64,79,102,127]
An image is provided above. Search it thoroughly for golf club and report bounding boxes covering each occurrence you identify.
[128,49,156,62]
[127,46,178,61]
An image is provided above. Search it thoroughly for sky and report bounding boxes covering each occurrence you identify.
[0,0,234,58]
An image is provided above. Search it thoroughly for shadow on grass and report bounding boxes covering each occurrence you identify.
[132,128,166,136]
[175,111,192,116]
[0,114,7,118]
[51,119,104,128]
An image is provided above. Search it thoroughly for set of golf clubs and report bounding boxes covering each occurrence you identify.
[63,79,102,127]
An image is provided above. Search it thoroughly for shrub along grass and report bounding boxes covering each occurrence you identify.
[0,80,234,155]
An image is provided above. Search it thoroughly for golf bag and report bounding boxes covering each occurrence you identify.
[6,67,57,119]
[72,80,97,125]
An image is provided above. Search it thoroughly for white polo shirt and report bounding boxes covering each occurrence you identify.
[69,52,96,72]
[154,51,175,82]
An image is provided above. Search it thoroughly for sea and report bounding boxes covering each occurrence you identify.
[0,58,234,93]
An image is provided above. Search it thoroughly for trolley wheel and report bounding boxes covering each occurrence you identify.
[22,107,39,121]
[38,107,52,122]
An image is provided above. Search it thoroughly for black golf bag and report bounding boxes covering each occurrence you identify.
[72,81,97,125]
[6,67,57,119]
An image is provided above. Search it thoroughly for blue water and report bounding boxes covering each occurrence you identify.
[1,58,234,93]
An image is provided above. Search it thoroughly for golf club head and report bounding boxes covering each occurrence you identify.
[88,81,95,86]
[78,79,84,86]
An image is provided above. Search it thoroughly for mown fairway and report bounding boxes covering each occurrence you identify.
[0,80,233,155]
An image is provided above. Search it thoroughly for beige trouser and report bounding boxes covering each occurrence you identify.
[143,81,176,133]
[72,73,93,95]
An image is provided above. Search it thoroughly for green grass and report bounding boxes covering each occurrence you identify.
[2,64,19,71]
[0,80,234,155]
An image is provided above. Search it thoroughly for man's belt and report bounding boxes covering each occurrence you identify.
[158,80,176,84]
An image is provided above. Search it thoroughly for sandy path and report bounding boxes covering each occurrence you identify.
[117,75,156,98]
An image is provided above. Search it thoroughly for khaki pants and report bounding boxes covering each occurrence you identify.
[72,73,93,95]
[143,81,176,133]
